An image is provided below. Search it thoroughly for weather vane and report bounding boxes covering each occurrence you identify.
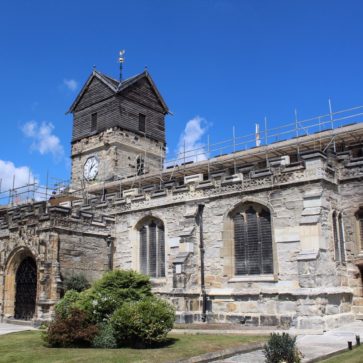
[119,50,125,82]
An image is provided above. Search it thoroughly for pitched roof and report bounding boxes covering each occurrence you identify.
[67,69,169,114]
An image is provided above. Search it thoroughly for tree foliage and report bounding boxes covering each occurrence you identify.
[63,274,90,292]
[45,270,174,348]
[76,270,152,323]
[44,308,98,348]
[111,296,175,347]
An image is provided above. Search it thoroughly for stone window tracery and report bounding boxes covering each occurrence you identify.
[232,204,273,276]
[139,219,165,278]
[332,211,346,263]
[136,156,144,176]
[356,208,363,251]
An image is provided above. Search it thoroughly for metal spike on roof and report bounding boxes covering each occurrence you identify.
[119,50,125,82]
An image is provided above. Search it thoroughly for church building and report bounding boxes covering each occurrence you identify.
[0,68,363,329]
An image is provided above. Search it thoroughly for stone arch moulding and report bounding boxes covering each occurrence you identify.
[133,211,166,230]
[2,246,39,321]
[223,196,276,220]
[222,197,278,281]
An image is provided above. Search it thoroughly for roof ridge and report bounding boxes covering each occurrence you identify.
[68,69,169,114]
[117,71,146,90]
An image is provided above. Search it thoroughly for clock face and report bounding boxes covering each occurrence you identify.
[84,156,99,181]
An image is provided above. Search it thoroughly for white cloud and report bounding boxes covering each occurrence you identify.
[22,121,64,161]
[0,161,52,204]
[176,116,209,163]
[63,78,78,91]
[0,160,39,204]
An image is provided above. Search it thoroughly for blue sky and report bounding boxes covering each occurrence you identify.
[0,0,362,198]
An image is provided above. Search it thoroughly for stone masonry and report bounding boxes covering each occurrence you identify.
[0,68,362,330]
[67,123,363,330]
[71,128,165,190]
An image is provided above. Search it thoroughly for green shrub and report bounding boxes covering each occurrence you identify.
[55,290,80,319]
[92,323,117,349]
[93,270,152,300]
[263,332,302,363]
[64,273,90,292]
[111,296,175,347]
[44,308,98,348]
[76,270,152,323]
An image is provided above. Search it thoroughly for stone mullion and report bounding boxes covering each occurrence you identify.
[256,212,263,275]
[332,212,340,262]
[338,214,345,263]
[155,226,160,278]
[146,226,150,276]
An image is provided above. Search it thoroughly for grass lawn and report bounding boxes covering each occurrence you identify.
[0,331,267,363]
[318,345,363,363]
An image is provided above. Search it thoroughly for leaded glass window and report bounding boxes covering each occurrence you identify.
[332,211,346,263]
[139,219,165,278]
[233,204,273,276]
[357,208,363,251]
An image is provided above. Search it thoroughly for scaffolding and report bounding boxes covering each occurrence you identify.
[1,101,363,206]
[0,176,70,207]
[92,101,363,194]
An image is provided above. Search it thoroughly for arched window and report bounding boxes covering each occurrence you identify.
[332,211,346,263]
[233,204,273,275]
[139,219,165,278]
[136,156,144,176]
[356,208,363,251]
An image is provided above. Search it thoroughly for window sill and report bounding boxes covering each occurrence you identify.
[228,274,277,283]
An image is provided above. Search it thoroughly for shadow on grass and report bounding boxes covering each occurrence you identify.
[43,337,180,350]
[131,337,179,349]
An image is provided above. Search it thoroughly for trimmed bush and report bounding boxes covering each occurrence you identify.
[64,274,90,292]
[44,308,98,348]
[45,270,167,348]
[76,270,152,323]
[263,332,302,363]
[55,290,80,319]
[92,323,118,349]
[111,296,175,347]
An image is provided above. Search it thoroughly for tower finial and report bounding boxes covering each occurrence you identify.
[119,50,125,82]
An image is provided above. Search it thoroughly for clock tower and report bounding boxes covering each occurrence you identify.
[68,69,169,190]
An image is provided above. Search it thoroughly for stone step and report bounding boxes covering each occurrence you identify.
[356,314,363,321]
[3,318,34,327]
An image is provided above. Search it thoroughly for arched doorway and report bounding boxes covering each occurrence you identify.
[14,257,37,320]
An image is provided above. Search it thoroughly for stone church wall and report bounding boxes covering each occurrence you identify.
[0,203,113,324]
[58,231,110,282]
[98,146,363,330]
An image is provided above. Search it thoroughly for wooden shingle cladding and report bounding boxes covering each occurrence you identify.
[119,95,165,142]
[72,98,120,141]
[73,77,114,112]
[121,77,166,114]
[70,70,168,144]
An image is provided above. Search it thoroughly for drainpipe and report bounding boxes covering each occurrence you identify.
[197,204,207,322]
[106,235,114,271]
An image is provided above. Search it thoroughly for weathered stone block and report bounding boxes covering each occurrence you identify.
[260,315,280,326]
[297,316,325,329]
[277,301,297,314]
